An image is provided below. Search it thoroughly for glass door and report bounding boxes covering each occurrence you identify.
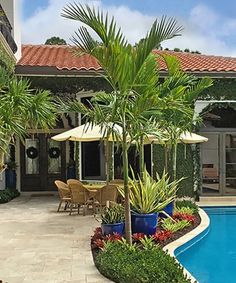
[21,134,66,191]
[201,133,220,195]
[224,134,236,195]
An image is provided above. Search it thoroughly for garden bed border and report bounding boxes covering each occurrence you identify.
[163,208,210,283]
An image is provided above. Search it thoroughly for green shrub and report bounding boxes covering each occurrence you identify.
[100,203,125,224]
[0,188,20,204]
[175,200,199,214]
[95,241,192,283]
[161,218,191,233]
[175,206,195,215]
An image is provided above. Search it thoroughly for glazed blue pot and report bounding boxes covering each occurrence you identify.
[159,201,174,218]
[131,212,158,235]
[101,222,125,236]
[5,169,16,189]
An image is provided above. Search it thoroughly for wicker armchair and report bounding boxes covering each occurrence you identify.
[54,180,71,212]
[97,184,118,207]
[109,179,124,184]
[67,179,89,215]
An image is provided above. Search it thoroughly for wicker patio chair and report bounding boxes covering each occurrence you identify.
[98,184,118,207]
[54,180,71,212]
[109,179,124,184]
[67,179,90,215]
[109,179,124,203]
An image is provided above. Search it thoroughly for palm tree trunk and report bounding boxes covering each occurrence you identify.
[164,144,168,172]
[173,143,177,180]
[122,131,132,244]
[139,136,144,179]
[105,139,110,184]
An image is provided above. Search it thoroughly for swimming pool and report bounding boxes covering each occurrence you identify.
[176,206,236,283]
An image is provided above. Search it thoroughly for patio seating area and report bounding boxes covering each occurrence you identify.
[0,195,111,283]
[55,179,122,216]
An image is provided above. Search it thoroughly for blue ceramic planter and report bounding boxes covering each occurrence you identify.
[101,222,125,236]
[159,201,174,218]
[131,212,158,235]
[5,169,16,189]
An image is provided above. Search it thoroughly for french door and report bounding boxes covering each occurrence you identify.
[201,132,236,195]
[20,134,66,191]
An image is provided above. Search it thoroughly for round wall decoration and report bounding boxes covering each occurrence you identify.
[48,147,61,159]
[26,146,38,159]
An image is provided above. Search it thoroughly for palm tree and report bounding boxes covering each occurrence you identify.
[62,3,183,243]
[156,55,212,179]
[0,67,57,172]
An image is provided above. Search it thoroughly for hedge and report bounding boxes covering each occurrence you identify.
[0,188,20,204]
[95,241,192,283]
[152,144,198,198]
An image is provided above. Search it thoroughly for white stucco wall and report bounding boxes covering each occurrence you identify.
[1,0,21,60]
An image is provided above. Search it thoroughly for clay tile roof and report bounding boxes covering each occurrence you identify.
[153,50,236,73]
[17,44,102,71]
[17,44,236,74]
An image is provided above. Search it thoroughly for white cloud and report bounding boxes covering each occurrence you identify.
[21,1,236,56]
[22,0,155,45]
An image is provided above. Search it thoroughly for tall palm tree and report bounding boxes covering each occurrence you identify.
[0,67,57,171]
[156,55,212,179]
[62,3,183,243]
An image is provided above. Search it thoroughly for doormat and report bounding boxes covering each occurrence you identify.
[31,193,55,197]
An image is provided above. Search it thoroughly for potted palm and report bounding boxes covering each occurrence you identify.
[119,168,175,235]
[100,203,125,236]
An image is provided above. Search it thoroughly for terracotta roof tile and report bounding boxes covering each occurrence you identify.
[153,50,236,73]
[17,44,102,71]
[17,44,236,74]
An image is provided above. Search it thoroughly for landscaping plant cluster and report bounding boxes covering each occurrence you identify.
[91,200,199,283]
[0,188,20,204]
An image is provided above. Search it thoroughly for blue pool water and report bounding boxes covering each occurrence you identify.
[176,207,236,283]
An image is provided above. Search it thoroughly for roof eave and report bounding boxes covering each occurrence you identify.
[15,66,104,77]
[15,66,236,79]
[159,70,236,78]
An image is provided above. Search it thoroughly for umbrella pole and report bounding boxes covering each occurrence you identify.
[75,141,80,179]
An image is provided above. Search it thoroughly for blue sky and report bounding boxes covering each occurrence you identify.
[21,0,236,56]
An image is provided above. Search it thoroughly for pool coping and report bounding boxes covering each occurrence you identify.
[163,208,210,283]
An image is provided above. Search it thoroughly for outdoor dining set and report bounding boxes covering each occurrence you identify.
[54,179,123,215]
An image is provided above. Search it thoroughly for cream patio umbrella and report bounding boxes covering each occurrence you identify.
[145,131,208,174]
[147,131,208,144]
[52,123,123,183]
[52,123,123,142]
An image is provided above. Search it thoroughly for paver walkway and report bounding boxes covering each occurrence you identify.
[0,195,111,283]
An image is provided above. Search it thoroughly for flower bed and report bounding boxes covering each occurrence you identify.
[91,200,200,283]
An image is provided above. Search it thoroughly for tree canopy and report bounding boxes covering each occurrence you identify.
[45,36,67,45]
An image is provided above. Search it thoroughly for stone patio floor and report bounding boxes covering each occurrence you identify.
[0,195,112,283]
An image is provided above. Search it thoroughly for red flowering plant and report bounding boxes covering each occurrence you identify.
[105,232,122,242]
[91,227,104,241]
[173,212,196,224]
[152,230,172,243]
[132,233,145,243]
[91,228,123,249]
[93,238,105,249]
